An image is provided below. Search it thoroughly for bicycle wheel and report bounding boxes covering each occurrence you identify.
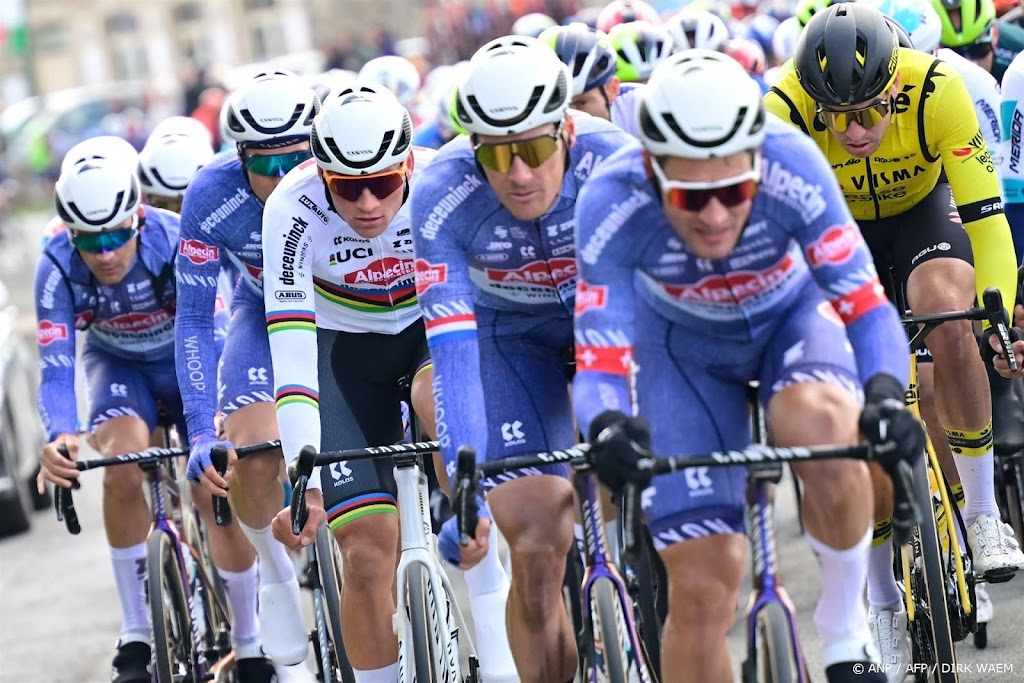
[562,545,589,682]
[1004,455,1024,549]
[592,577,630,683]
[148,531,197,683]
[316,523,355,683]
[911,457,959,683]
[407,562,439,682]
[753,602,799,683]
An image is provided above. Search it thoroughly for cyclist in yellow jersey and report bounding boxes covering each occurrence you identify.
[766,4,1023,679]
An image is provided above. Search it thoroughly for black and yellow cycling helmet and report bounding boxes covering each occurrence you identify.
[794,3,900,106]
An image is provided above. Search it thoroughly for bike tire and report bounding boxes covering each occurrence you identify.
[754,602,799,683]
[592,577,630,683]
[148,531,196,683]
[911,457,959,683]
[407,562,438,682]
[1005,456,1024,549]
[316,523,355,683]
[563,545,589,682]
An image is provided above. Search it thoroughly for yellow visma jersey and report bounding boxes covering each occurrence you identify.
[765,47,1016,315]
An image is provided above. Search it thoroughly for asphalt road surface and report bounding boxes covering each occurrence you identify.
[0,211,1021,682]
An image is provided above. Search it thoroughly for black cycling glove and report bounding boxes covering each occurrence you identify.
[588,410,653,494]
[858,374,925,470]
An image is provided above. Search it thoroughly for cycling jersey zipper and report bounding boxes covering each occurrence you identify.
[373,235,402,334]
[864,156,881,220]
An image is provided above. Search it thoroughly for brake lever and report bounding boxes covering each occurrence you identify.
[290,445,318,536]
[210,445,232,526]
[54,445,81,535]
[983,287,1018,373]
[455,446,479,545]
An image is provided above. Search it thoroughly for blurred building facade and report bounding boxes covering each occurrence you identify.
[2,0,424,98]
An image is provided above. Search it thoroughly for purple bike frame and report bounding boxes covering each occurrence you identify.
[743,477,809,683]
[143,458,212,681]
[575,470,654,683]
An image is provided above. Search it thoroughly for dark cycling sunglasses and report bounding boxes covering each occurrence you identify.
[323,162,409,202]
[650,155,760,212]
[473,125,563,173]
[71,226,139,254]
[243,149,313,177]
[950,40,994,62]
[663,179,760,212]
[817,98,892,133]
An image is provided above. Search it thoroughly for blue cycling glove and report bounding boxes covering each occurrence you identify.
[186,437,234,484]
[438,495,491,567]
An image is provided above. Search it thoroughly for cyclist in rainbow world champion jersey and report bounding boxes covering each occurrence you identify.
[33,142,234,683]
[575,50,916,683]
[411,37,635,679]
[261,86,520,683]
[767,4,1024,675]
[176,71,321,678]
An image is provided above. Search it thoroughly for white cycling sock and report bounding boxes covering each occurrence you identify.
[465,522,517,680]
[866,538,902,610]
[945,425,999,524]
[807,529,874,667]
[238,521,296,586]
[353,662,398,683]
[110,542,150,644]
[954,451,999,524]
[218,561,261,655]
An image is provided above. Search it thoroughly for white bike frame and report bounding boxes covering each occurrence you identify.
[392,458,477,682]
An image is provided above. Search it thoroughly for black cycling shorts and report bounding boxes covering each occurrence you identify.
[858,182,974,362]
[317,321,431,529]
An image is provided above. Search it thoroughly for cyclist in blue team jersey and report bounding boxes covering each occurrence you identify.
[411,37,635,680]
[32,147,273,682]
[574,51,922,683]
[176,70,320,679]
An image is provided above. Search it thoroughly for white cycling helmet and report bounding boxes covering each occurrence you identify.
[223,70,321,149]
[455,41,572,136]
[637,50,766,159]
[868,0,942,54]
[60,136,139,175]
[771,17,803,64]
[512,13,558,38]
[148,115,214,147]
[311,84,414,175]
[138,135,215,199]
[54,156,142,232]
[357,56,422,107]
[664,9,729,53]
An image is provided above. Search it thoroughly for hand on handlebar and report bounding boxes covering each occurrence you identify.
[439,496,491,569]
[273,487,326,550]
[38,433,80,491]
[859,375,925,471]
[186,437,235,495]
[588,410,653,494]
[983,328,1024,379]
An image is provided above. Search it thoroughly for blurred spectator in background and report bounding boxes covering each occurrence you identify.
[190,87,227,150]
[324,31,359,71]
